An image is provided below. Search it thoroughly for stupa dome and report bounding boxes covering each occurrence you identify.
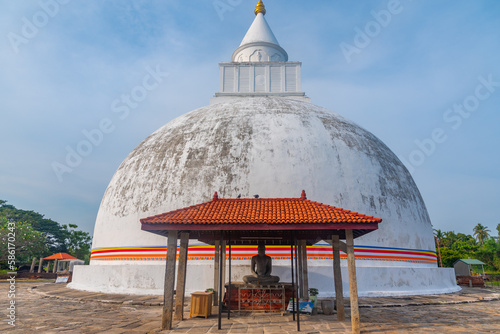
[92,96,434,255]
[71,1,458,297]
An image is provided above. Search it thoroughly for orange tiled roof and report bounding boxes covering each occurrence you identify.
[43,252,77,260]
[141,191,382,226]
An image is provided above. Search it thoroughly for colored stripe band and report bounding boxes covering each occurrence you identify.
[91,244,437,265]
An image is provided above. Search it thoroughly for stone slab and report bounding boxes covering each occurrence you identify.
[1,281,499,333]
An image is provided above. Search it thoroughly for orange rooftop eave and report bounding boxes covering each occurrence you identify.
[141,191,382,244]
[43,252,77,260]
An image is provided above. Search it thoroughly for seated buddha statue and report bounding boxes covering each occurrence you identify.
[243,244,280,285]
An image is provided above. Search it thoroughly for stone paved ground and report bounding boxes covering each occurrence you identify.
[1,280,499,333]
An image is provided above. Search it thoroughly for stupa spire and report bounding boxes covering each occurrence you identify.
[212,0,308,103]
[233,1,287,62]
[255,0,266,16]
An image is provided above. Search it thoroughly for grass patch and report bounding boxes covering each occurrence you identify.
[486,281,500,286]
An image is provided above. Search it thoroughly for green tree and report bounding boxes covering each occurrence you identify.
[433,229,444,240]
[475,238,500,270]
[496,223,500,238]
[433,229,444,267]
[0,217,49,267]
[62,224,92,264]
[432,227,500,271]
[450,233,478,253]
[439,247,462,268]
[0,200,67,252]
[0,200,93,263]
[440,231,458,248]
[473,223,491,245]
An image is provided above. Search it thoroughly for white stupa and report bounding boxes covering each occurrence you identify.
[70,1,458,296]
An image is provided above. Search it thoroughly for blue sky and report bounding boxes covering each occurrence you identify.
[1,0,499,238]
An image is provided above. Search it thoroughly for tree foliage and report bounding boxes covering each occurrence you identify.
[62,224,92,263]
[434,223,500,272]
[473,223,491,245]
[0,200,67,252]
[0,200,92,266]
[0,217,49,267]
[439,248,462,268]
[433,229,444,240]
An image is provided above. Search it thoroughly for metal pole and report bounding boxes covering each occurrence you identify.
[218,232,223,330]
[290,232,296,321]
[295,233,300,332]
[228,232,231,320]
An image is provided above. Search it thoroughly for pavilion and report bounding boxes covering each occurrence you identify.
[141,191,382,334]
[31,252,81,274]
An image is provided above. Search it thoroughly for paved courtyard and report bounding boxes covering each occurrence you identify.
[1,280,499,333]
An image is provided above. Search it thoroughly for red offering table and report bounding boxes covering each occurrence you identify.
[224,283,295,313]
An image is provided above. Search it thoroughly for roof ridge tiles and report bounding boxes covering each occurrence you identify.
[141,194,382,226]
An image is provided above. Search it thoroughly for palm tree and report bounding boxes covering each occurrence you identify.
[473,223,491,245]
[434,229,444,240]
[433,229,444,267]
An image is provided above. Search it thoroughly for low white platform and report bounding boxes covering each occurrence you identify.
[69,263,460,297]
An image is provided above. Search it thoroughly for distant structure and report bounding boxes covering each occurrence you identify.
[70,1,459,297]
[454,259,486,277]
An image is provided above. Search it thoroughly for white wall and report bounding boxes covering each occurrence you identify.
[70,263,459,297]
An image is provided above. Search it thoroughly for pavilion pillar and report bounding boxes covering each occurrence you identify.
[332,234,345,321]
[52,259,58,273]
[174,232,189,321]
[162,231,178,330]
[38,258,43,273]
[346,230,360,334]
[300,240,309,298]
[213,240,220,306]
[30,258,36,273]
